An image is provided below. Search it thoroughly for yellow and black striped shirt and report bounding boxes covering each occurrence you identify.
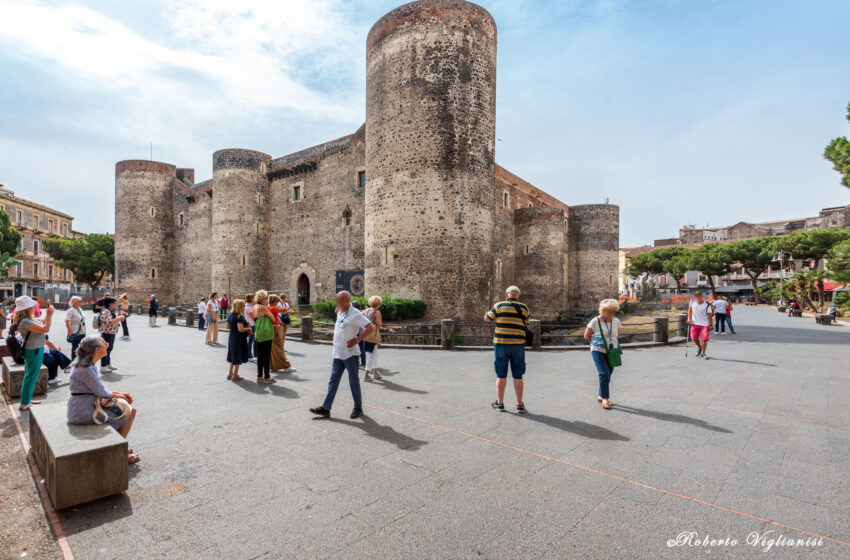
[486,299,530,345]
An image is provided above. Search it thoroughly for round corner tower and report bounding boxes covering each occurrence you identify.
[211,149,271,299]
[115,160,177,304]
[365,0,497,320]
[567,204,620,311]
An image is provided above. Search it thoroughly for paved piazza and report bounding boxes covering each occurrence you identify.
[16,307,850,559]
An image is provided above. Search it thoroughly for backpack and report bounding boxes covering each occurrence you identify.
[6,323,31,364]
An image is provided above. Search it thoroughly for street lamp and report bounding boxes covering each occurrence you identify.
[772,251,792,305]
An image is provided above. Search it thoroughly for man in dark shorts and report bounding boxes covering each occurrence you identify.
[484,285,530,414]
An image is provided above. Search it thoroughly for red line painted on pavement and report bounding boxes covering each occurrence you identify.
[3,396,75,560]
[292,382,850,548]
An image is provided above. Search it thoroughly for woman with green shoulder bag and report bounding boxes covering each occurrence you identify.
[583,298,622,410]
[250,290,276,384]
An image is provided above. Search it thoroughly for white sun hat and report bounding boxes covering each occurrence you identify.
[14,295,37,311]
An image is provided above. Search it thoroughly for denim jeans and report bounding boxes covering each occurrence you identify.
[67,333,85,360]
[246,335,255,359]
[591,350,614,399]
[198,314,205,331]
[322,356,362,410]
[724,314,735,333]
[358,340,366,366]
[42,349,71,380]
[101,333,116,366]
[493,344,526,379]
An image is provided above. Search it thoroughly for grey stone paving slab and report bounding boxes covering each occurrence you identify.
[8,307,848,558]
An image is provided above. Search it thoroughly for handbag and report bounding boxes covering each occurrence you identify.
[509,301,534,346]
[254,315,274,342]
[597,317,622,368]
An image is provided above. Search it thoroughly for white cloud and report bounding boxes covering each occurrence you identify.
[0,0,364,148]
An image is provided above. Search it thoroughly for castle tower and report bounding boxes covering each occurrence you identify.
[365,0,498,320]
[114,160,177,304]
[567,204,620,310]
[211,149,271,299]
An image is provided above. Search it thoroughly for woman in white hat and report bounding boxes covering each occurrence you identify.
[12,296,54,410]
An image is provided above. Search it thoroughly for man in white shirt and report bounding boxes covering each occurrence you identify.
[712,296,729,334]
[687,291,714,359]
[310,291,374,419]
[197,297,207,331]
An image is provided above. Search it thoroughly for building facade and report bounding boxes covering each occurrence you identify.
[0,185,78,301]
[114,0,620,321]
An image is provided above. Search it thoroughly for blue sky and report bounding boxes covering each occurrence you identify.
[1,0,848,246]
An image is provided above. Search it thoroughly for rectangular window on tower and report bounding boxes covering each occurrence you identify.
[358,171,366,188]
[293,185,301,201]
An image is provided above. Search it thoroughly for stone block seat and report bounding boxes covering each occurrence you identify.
[1,353,48,399]
[29,403,128,509]
[789,309,803,317]
[815,313,835,325]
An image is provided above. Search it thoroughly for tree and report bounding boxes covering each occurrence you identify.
[828,239,850,284]
[687,243,734,299]
[627,250,663,282]
[776,229,850,309]
[824,102,850,189]
[727,237,775,303]
[42,234,114,292]
[0,209,21,281]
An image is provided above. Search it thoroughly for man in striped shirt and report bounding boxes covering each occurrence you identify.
[484,285,530,414]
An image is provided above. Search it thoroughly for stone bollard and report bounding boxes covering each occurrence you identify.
[777,305,785,313]
[185,310,195,328]
[301,316,313,341]
[441,319,455,349]
[530,319,542,349]
[677,313,688,338]
[653,317,669,343]
[168,307,176,325]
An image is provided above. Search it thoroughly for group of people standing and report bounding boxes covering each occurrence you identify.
[687,291,736,359]
[218,291,296,383]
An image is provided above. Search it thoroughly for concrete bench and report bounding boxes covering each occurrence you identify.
[29,403,128,509]
[1,354,48,399]
[745,302,757,306]
[815,313,835,325]
[789,309,803,317]
[777,305,785,313]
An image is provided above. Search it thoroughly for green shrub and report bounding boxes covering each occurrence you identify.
[835,291,850,308]
[311,296,427,321]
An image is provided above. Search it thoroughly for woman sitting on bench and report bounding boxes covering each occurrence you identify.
[67,335,139,464]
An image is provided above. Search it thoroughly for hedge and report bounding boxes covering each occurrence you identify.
[312,296,427,321]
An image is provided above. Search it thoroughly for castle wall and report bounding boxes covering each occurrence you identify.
[567,204,620,312]
[365,0,498,320]
[172,184,212,303]
[211,149,271,300]
[513,207,567,318]
[265,132,366,304]
[114,160,177,304]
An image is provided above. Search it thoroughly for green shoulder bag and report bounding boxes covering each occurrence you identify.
[254,316,274,343]
[597,317,622,368]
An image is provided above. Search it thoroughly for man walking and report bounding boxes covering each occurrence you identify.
[712,295,729,335]
[147,294,159,327]
[310,291,374,419]
[688,291,714,359]
[484,285,529,413]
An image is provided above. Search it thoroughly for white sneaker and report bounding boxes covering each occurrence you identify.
[283,368,297,373]
[372,371,382,380]
[48,378,60,385]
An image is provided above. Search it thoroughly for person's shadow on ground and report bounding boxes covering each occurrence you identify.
[371,378,428,395]
[519,413,630,441]
[612,404,731,433]
[702,357,776,367]
[235,380,300,399]
[319,414,428,451]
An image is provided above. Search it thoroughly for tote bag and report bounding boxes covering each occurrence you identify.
[254,316,274,342]
[597,317,622,368]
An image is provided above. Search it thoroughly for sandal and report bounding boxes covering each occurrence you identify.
[257,378,264,384]
[601,399,612,410]
[128,453,141,464]
[231,375,244,381]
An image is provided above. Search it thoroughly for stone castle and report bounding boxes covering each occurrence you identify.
[114,0,620,321]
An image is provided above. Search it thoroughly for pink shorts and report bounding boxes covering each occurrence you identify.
[690,325,710,341]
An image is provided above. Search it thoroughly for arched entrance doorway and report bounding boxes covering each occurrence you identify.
[297,274,310,306]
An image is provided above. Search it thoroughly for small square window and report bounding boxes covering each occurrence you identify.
[293,186,301,201]
[358,171,366,188]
